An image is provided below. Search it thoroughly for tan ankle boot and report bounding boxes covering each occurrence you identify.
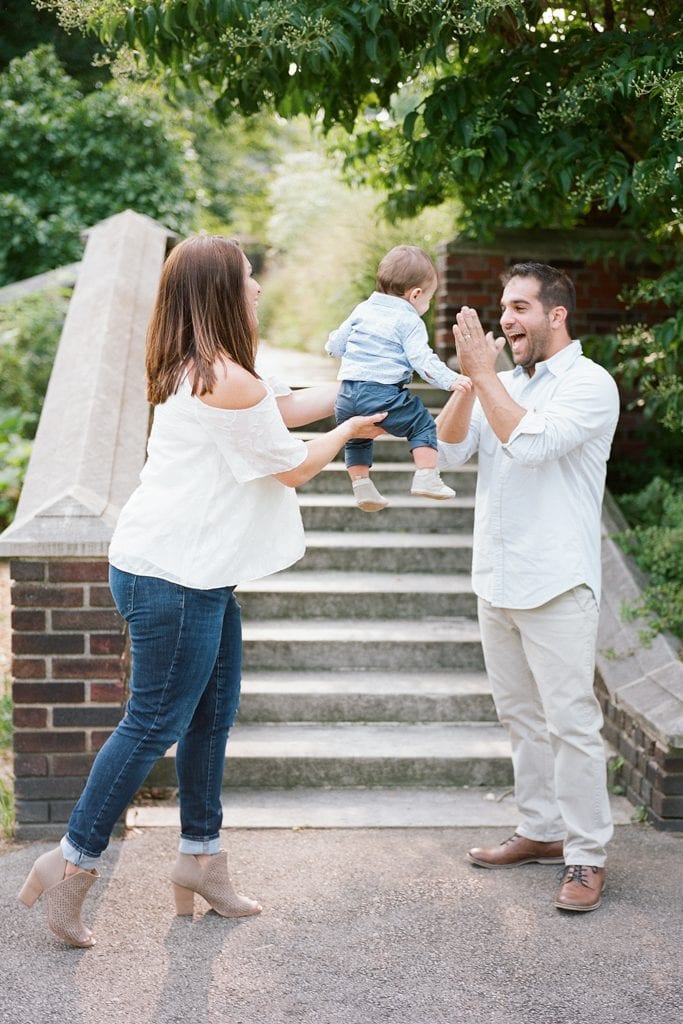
[170,852,262,918]
[18,847,99,947]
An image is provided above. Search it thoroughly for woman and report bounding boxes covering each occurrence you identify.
[18,235,385,947]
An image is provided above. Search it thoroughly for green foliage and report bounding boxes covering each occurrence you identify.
[0,690,11,750]
[258,145,456,352]
[0,289,69,529]
[615,477,683,643]
[613,267,683,435]
[607,755,625,796]
[0,0,106,88]
[184,103,313,241]
[0,775,13,838]
[43,1,683,438]
[0,684,12,837]
[0,44,198,285]
[45,3,682,233]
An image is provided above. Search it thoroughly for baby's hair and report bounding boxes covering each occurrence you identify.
[376,245,437,297]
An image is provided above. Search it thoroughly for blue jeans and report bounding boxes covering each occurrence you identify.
[335,380,437,468]
[61,567,242,868]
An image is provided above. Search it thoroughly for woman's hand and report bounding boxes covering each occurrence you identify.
[274,412,387,487]
[342,412,388,441]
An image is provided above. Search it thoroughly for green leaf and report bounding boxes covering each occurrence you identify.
[403,110,418,140]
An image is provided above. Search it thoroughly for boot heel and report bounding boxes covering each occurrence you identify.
[18,867,43,908]
[172,883,195,916]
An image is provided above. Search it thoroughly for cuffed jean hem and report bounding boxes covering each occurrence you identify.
[60,834,101,870]
[178,835,222,855]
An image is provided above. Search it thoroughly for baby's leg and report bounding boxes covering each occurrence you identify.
[405,402,456,500]
[412,445,438,470]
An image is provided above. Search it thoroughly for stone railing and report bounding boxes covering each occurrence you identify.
[0,210,174,839]
[596,495,683,831]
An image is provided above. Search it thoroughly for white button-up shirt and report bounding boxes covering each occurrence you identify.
[438,341,620,609]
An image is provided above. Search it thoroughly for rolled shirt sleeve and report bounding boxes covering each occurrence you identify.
[502,365,620,466]
[403,321,460,390]
[437,401,483,467]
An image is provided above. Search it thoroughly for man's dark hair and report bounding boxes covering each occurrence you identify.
[501,262,576,334]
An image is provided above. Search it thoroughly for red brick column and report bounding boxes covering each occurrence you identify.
[10,558,127,840]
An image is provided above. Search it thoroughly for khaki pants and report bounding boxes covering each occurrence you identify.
[478,586,613,866]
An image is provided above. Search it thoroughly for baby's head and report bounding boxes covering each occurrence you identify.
[377,245,437,316]
[376,245,437,297]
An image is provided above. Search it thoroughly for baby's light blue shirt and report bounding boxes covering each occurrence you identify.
[325,291,459,391]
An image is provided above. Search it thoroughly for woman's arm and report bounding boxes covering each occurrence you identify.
[275,415,386,487]
[276,383,340,428]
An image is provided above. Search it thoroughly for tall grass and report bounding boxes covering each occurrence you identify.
[258,149,459,354]
[0,685,12,837]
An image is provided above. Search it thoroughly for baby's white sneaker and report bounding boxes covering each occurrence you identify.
[410,468,455,500]
[352,478,388,512]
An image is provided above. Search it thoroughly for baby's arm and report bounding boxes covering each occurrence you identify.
[325,314,355,358]
[403,320,464,391]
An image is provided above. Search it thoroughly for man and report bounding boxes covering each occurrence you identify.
[436,262,620,912]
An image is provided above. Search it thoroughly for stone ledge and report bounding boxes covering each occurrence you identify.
[597,491,683,750]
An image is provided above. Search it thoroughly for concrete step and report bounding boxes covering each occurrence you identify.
[242,618,483,671]
[297,461,477,495]
[238,571,477,619]
[295,432,421,462]
[300,494,474,533]
[294,531,473,573]
[126,786,637,830]
[294,432,478,465]
[238,670,497,722]
[144,721,513,789]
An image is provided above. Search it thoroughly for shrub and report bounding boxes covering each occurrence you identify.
[616,477,683,643]
[0,45,198,285]
[0,289,68,530]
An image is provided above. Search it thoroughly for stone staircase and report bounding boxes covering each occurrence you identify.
[136,377,527,828]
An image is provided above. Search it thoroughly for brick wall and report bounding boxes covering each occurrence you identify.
[10,558,127,840]
[435,232,668,360]
[435,230,671,474]
[598,678,683,831]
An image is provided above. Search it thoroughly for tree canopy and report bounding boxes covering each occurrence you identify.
[38,2,682,238]
[0,44,198,285]
[35,1,683,428]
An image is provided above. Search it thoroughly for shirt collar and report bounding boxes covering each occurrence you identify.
[512,339,583,380]
[369,291,415,313]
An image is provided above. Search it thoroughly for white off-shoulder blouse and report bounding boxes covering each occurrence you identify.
[108,376,307,589]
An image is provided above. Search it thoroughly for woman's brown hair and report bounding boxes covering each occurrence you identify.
[146,235,259,405]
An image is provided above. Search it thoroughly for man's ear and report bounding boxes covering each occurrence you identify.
[550,305,568,329]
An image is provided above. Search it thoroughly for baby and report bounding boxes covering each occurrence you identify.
[325,245,470,511]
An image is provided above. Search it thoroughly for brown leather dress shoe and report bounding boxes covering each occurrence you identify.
[467,832,565,868]
[555,864,605,912]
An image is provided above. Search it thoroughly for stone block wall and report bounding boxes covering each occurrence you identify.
[598,688,683,830]
[596,496,683,832]
[10,558,126,839]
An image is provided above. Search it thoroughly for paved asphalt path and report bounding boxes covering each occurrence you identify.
[1,825,681,1024]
